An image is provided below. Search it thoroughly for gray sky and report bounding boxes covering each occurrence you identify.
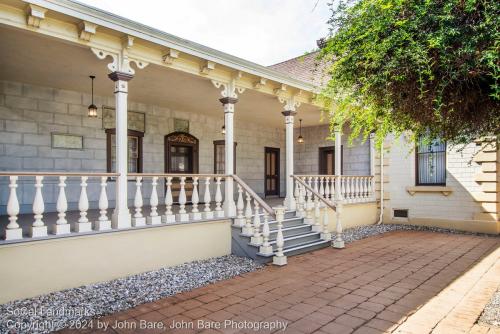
[77,0,331,66]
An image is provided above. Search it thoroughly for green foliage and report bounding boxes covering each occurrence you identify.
[318,0,500,146]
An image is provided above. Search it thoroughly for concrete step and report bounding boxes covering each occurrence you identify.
[257,238,330,258]
[268,224,312,238]
[269,231,322,249]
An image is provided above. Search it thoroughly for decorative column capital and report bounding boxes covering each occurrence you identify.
[108,71,134,82]
[219,97,238,105]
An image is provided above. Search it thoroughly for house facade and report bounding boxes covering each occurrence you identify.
[0,0,497,304]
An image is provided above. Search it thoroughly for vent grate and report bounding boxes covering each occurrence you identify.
[393,209,409,218]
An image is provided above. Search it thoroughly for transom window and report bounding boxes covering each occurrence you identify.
[416,136,446,185]
[213,140,237,174]
[106,129,143,173]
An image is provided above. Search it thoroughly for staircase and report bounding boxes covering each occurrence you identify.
[231,210,331,263]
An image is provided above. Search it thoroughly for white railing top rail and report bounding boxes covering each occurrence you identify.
[292,175,337,212]
[295,174,374,178]
[232,174,275,219]
[128,173,227,178]
[0,172,119,177]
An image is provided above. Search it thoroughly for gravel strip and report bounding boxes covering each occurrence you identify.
[479,289,500,327]
[0,255,262,334]
[342,223,498,244]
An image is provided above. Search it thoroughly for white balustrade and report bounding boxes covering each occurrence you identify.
[5,176,22,240]
[95,176,111,230]
[324,177,330,200]
[31,175,47,237]
[259,212,273,255]
[190,176,202,220]
[132,176,146,227]
[272,206,287,266]
[242,191,254,236]
[321,206,332,241]
[53,176,70,235]
[202,176,214,220]
[234,184,245,227]
[319,177,325,198]
[312,198,321,232]
[74,176,91,233]
[214,176,224,218]
[147,176,161,225]
[176,176,189,222]
[250,201,262,245]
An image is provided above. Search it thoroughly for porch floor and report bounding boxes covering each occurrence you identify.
[58,230,500,334]
[0,197,286,240]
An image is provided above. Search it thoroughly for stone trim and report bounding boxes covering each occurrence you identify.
[406,186,453,196]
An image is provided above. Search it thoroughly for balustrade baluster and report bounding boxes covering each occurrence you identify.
[354,177,360,202]
[319,177,325,199]
[312,197,321,232]
[52,176,70,235]
[234,184,245,227]
[132,176,146,227]
[190,176,202,220]
[272,206,287,266]
[259,212,273,255]
[202,177,214,219]
[321,206,332,240]
[324,177,330,200]
[250,201,263,245]
[304,177,314,224]
[242,191,254,236]
[333,203,345,248]
[313,176,319,194]
[95,176,111,230]
[162,176,176,223]
[5,176,22,240]
[73,176,91,233]
[31,175,47,237]
[147,176,161,225]
[362,177,367,200]
[369,176,375,200]
[214,177,224,218]
[296,183,305,218]
[175,176,189,222]
[340,177,346,202]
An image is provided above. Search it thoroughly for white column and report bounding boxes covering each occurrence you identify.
[333,126,345,248]
[220,97,237,216]
[109,71,133,229]
[283,110,296,211]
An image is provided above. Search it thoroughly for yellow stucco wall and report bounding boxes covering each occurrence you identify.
[0,220,231,304]
[388,217,500,234]
[325,202,378,232]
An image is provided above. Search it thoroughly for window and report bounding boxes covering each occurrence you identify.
[416,136,446,185]
[213,140,237,174]
[106,129,143,173]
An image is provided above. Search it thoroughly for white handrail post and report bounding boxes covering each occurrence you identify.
[147,176,162,225]
[333,203,345,248]
[304,177,313,224]
[296,183,305,218]
[272,206,287,266]
[162,176,176,223]
[31,175,47,237]
[242,191,254,236]
[250,201,263,245]
[54,176,69,234]
[312,196,321,232]
[131,176,146,227]
[259,212,273,255]
[5,176,22,240]
[95,176,111,231]
[234,184,245,227]
[214,176,224,218]
[73,176,91,233]
[321,206,332,241]
[190,176,202,220]
[202,176,214,220]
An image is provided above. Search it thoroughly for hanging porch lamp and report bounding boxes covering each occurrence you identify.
[297,119,304,143]
[87,75,98,118]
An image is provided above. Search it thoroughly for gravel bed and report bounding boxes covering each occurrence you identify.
[342,223,498,244]
[0,255,262,334]
[479,289,500,327]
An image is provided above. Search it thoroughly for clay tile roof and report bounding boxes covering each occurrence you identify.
[268,51,327,87]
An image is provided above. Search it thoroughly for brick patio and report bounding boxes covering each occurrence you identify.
[60,231,500,334]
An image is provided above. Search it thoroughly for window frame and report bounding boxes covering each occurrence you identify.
[106,128,144,173]
[415,137,447,186]
[213,140,237,174]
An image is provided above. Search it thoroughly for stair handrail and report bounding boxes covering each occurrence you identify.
[232,174,276,219]
[292,175,336,212]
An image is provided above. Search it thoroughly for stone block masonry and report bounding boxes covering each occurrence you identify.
[0,80,286,214]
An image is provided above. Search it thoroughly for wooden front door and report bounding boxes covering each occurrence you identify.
[319,146,343,175]
[165,132,199,202]
[265,147,280,196]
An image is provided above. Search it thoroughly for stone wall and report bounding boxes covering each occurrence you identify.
[388,135,483,221]
[0,80,286,213]
[294,124,371,175]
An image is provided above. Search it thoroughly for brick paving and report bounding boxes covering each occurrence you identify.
[59,231,500,334]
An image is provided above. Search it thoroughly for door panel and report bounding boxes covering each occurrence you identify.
[265,147,280,196]
[319,146,343,175]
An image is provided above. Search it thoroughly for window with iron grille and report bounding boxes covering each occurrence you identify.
[416,136,446,185]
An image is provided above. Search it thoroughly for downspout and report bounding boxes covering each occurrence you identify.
[377,144,384,225]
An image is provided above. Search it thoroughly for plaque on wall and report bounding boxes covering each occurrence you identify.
[174,118,189,133]
[102,106,146,132]
[51,133,83,150]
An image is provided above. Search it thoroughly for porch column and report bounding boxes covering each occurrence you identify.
[109,71,133,228]
[283,110,296,210]
[334,127,342,199]
[220,97,237,216]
